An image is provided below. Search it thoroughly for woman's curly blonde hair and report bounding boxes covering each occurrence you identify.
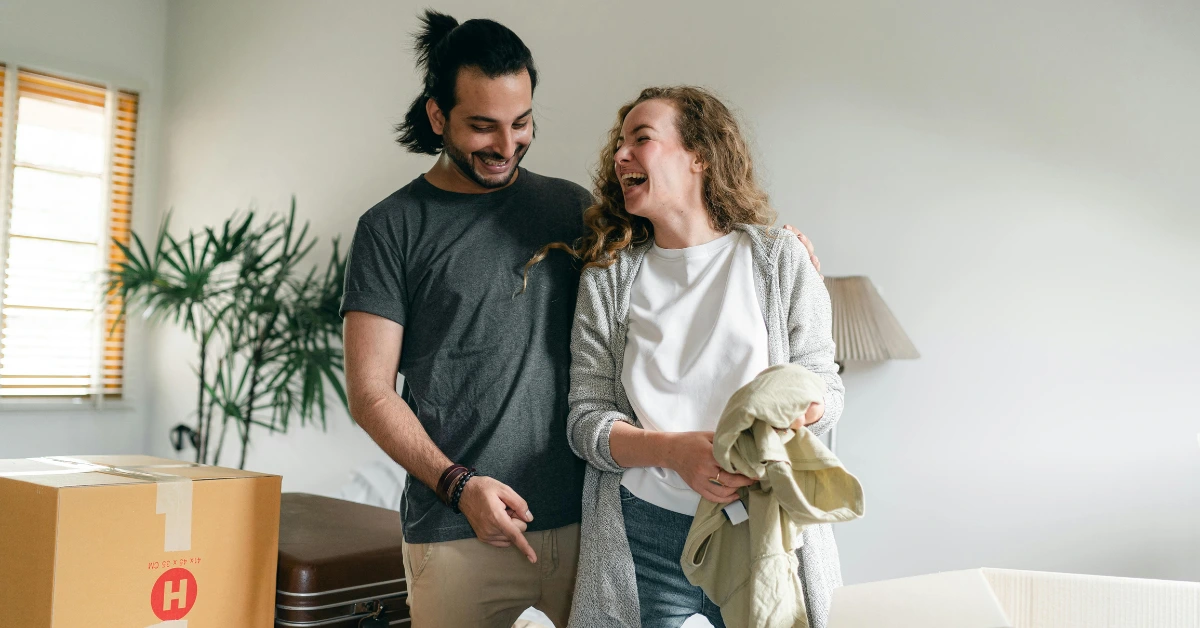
[524,86,775,284]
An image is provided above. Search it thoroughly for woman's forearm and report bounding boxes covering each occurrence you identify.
[608,421,678,470]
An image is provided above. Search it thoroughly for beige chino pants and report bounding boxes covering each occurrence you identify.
[402,523,580,627]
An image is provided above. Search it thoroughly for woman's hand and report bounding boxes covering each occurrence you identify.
[789,400,825,430]
[663,431,757,503]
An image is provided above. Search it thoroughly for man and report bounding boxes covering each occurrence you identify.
[341,10,821,627]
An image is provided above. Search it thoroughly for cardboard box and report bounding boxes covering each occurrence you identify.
[828,567,1200,628]
[0,455,281,628]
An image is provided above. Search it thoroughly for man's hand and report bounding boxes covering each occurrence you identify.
[456,475,538,563]
[664,431,757,504]
[782,224,821,277]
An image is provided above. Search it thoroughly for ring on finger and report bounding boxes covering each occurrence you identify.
[708,470,725,487]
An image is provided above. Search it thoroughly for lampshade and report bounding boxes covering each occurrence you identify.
[822,276,919,363]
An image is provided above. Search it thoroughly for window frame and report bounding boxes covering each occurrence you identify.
[0,55,148,412]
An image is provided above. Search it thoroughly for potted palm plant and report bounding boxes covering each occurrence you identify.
[109,199,348,469]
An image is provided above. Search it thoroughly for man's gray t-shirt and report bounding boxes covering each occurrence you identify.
[340,168,590,544]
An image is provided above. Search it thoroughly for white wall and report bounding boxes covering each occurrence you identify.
[158,0,1200,584]
[0,0,167,458]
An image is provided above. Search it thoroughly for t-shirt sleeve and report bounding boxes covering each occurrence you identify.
[575,183,594,209]
[572,183,594,235]
[340,219,409,326]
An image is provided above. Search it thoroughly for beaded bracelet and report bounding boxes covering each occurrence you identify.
[449,469,477,514]
[441,468,469,506]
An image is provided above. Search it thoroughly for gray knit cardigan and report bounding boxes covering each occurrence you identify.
[565,224,847,628]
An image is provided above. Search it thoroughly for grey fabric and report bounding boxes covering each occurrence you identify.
[566,224,845,628]
[341,169,592,544]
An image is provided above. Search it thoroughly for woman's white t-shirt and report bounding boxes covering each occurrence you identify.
[620,231,770,515]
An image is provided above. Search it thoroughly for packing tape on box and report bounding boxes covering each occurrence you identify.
[0,457,194,552]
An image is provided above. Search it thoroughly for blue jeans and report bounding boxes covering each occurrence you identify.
[621,486,727,628]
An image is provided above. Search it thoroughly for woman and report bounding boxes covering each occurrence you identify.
[547,86,845,628]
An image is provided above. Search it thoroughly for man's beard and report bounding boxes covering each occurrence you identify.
[443,128,528,190]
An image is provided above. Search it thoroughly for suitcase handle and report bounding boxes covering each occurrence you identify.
[357,601,387,628]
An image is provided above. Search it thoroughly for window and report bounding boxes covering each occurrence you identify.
[0,64,138,399]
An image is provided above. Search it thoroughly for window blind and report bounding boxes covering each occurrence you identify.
[102,91,138,398]
[0,67,138,399]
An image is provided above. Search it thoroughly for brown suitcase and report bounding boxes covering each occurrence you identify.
[276,493,410,627]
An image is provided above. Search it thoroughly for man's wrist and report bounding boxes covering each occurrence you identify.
[436,463,470,505]
[449,469,477,514]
